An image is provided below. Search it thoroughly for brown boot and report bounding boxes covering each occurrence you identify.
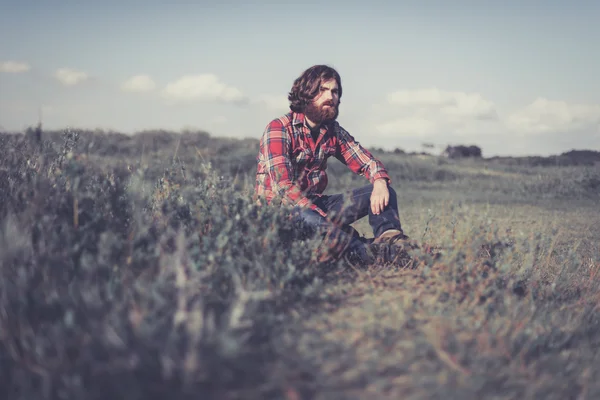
[372,229,419,267]
[373,229,419,249]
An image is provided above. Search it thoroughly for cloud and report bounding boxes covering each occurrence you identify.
[373,88,499,138]
[0,61,31,73]
[387,88,456,107]
[121,74,156,93]
[210,115,227,124]
[387,88,497,120]
[162,74,246,104]
[55,68,88,86]
[380,89,600,139]
[253,94,289,111]
[367,88,600,156]
[376,117,437,137]
[506,97,600,134]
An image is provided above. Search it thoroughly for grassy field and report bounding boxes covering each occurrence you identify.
[1,128,599,399]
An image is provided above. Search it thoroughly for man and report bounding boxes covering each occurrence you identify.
[254,64,414,266]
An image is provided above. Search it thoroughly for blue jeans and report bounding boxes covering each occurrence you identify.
[291,184,404,260]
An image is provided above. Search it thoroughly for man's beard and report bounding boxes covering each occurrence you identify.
[304,100,339,125]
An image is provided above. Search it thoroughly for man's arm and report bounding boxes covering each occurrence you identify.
[334,125,392,214]
[334,125,391,184]
[259,120,328,217]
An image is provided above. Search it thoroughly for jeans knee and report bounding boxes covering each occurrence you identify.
[297,209,324,225]
[291,209,324,235]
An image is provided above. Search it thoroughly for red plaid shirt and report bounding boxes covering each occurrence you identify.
[254,111,391,217]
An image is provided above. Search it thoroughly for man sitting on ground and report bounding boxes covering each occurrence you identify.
[254,64,415,265]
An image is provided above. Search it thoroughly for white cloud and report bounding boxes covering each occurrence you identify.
[387,88,497,120]
[253,94,289,111]
[212,115,227,124]
[372,88,498,138]
[121,74,156,93]
[367,88,600,156]
[380,89,600,139]
[55,68,88,86]
[162,74,246,104]
[0,61,31,73]
[506,97,600,134]
[387,88,456,107]
[376,117,437,137]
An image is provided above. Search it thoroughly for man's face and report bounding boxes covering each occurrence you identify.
[304,78,340,125]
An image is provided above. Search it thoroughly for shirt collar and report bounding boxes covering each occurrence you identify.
[291,111,306,127]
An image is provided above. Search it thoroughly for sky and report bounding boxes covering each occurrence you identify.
[1,0,600,157]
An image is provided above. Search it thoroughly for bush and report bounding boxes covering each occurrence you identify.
[0,130,338,399]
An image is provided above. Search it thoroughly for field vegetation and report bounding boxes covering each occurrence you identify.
[1,126,599,399]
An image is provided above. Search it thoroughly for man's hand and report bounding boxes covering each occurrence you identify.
[370,178,389,215]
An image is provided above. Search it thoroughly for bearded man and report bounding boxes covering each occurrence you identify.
[254,64,414,265]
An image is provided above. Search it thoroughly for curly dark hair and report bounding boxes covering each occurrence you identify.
[288,65,343,113]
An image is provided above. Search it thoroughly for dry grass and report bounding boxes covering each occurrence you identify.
[1,129,599,399]
[278,201,598,398]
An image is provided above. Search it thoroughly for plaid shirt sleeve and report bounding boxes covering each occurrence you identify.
[334,125,391,184]
[259,119,327,217]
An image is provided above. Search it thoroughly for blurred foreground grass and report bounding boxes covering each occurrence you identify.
[0,128,599,399]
